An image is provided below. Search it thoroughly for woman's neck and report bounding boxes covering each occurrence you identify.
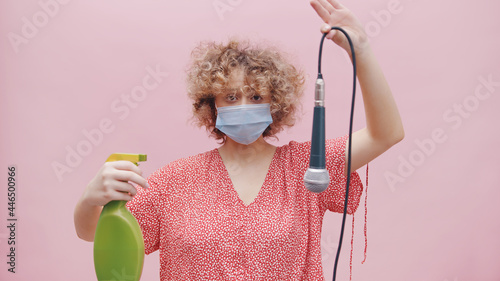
[218,136,276,164]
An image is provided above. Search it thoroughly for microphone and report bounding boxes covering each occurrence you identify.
[304,74,330,193]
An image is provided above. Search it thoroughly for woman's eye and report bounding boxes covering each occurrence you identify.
[251,95,263,101]
[226,94,237,101]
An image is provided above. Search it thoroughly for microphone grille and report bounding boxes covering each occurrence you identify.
[304,168,330,193]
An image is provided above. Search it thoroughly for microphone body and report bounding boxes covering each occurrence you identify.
[304,77,330,193]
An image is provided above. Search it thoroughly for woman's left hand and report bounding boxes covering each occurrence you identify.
[310,0,369,58]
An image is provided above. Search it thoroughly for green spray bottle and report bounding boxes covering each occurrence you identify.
[94,153,147,281]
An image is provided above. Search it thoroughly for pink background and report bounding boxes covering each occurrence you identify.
[1,0,499,280]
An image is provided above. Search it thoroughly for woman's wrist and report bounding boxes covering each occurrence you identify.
[350,42,373,63]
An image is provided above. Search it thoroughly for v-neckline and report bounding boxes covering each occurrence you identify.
[215,146,278,208]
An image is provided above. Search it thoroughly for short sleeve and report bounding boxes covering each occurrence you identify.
[319,135,363,214]
[125,170,162,255]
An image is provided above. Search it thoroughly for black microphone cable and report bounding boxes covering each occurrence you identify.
[317,26,357,281]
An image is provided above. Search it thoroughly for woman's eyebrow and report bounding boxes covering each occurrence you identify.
[225,87,245,93]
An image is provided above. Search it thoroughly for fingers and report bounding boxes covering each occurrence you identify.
[312,0,344,15]
[319,24,337,41]
[311,0,340,37]
[109,160,143,176]
[310,0,331,23]
[112,181,139,196]
[318,0,336,14]
[110,189,134,202]
[321,25,338,41]
[114,168,146,185]
[105,161,150,189]
[107,170,149,192]
[326,30,338,41]
[85,160,151,207]
[99,170,146,202]
[321,23,331,33]
[326,0,344,9]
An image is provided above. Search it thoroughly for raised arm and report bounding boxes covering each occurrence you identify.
[310,0,404,172]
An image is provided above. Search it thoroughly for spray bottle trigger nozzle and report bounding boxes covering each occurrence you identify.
[105,153,147,165]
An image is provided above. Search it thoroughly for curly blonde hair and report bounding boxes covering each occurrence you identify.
[186,38,305,143]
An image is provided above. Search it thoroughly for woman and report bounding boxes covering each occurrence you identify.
[74,0,404,280]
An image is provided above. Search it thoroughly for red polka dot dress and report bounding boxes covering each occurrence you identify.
[126,135,363,280]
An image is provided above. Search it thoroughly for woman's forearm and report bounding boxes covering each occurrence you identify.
[356,46,404,145]
[74,196,103,242]
[345,46,404,173]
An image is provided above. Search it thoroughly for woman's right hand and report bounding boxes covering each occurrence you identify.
[82,161,150,207]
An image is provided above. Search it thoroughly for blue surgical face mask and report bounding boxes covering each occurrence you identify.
[215,103,273,145]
